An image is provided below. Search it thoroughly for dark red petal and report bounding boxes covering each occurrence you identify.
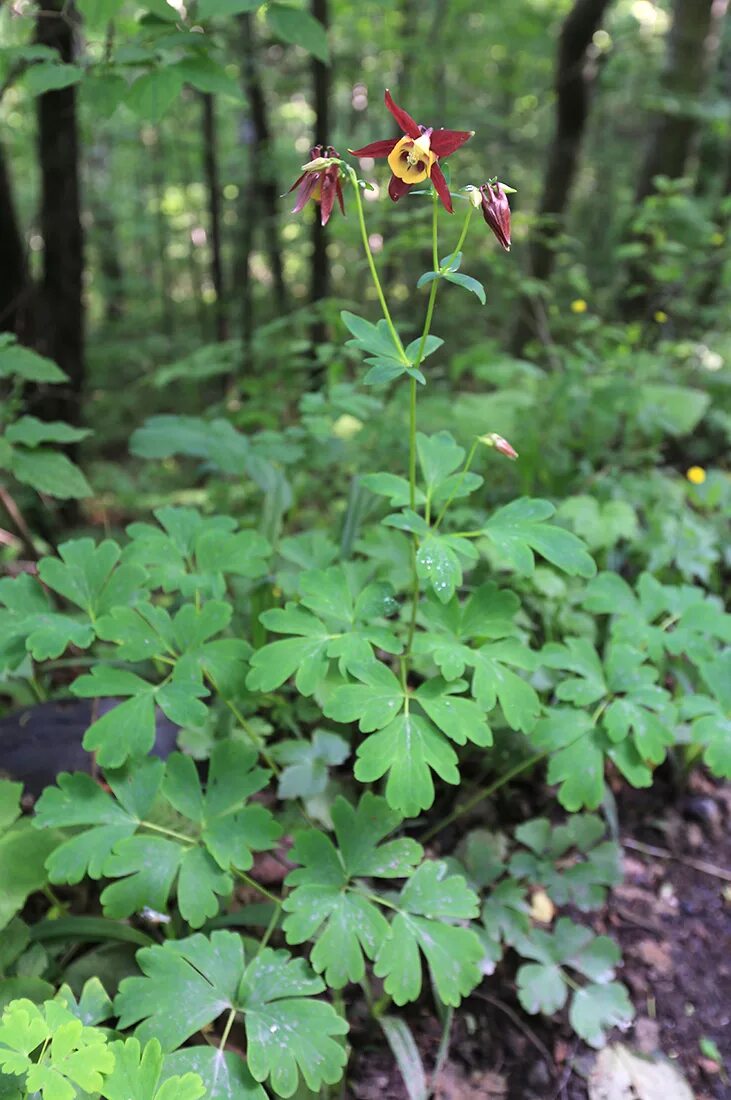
[430,128,474,158]
[349,137,399,158]
[286,172,306,195]
[291,173,319,214]
[335,178,345,215]
[384,89,420,138]
[431,163,453,213]
[388,174,412,202]
[319,172,336,226]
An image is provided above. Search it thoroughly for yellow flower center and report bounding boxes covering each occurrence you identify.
[388,133,437,184]
[311,178,323,202]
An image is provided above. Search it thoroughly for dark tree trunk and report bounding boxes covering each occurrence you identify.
[238,10,287,360]
[635,0,728,203]
[88,141,124,324]
[309,0,330,360]
[622,0,728,317]
[201,92,228,341]
[511,0,613,354]
[34,0,84,422]
[0,139,33,342]
[148,129,174,338]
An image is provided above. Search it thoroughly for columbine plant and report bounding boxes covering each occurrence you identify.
[4,88,730,1100]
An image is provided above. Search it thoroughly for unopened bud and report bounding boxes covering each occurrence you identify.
[479,432,519,460]
[465,185,483,209]
[480,182,511,251]
[301,155,337,173]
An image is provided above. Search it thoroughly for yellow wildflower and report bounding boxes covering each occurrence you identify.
[570,299,587,314]
[686,466,706,485]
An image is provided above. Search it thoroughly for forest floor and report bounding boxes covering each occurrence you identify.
[349,771,731,1100]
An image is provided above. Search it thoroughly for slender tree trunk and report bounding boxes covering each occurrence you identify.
[0,139,33,342]
[201,92,228,341]
[621,0,728,317]
[238,10,287,349]
[635,0,728,203]
[148,129,174,338]
[88,141,124,324]
[511,0,613,354]
[34,0,84,423]
[309,0,330,361]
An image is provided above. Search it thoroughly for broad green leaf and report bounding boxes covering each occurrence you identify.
[197,0,262,15]
[374,862,482,1006]
[283,794,422,986]
[444,271,486,304]
[0,821,58,933]
[103,1038,205,1100]
[324,661,403,731]
[569,982,633,1048]
[471,641,540,732]
[274,730,350,799]
[0,344,66,384]
[483,498,596,578]
[161,1048,266,1099]
[355,712,459,817]
[39,539,143,617]
[115,932,246,1050]
[415,678,492,746]
[11,449,92,500]
[266,3,330,62]
[6,418,91,448]
[22,63,84,96]
[127,70,183,122]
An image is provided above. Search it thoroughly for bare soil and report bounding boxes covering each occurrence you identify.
[350,770,731,1100]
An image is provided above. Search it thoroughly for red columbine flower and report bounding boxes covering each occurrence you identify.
[287,145,345,226]
[480,182,511,251]
[349,90,473,213]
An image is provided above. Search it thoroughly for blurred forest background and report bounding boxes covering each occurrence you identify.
[0,0,729,543]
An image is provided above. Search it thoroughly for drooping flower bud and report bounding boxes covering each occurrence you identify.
[465,185,483,209]
[480,182,511,251]
[479,432,519,459]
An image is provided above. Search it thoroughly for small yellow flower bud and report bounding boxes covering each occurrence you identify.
[466,186,483,209]
[686,466,706,485]
[570,299,587,314]
[654,310,668,324]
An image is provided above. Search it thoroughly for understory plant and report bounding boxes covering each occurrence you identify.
[1,91,730,1099]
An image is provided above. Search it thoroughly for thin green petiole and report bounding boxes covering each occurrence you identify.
[434,437,479,529]
[346,165,408,362]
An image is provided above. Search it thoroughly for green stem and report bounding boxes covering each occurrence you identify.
[256,898,283,955]
[218,1007,237,1053]
[140,819,195,845]
[233,868,282,906]
[420,699,609,845]
[434,438,478,529]
[346,165,407,362]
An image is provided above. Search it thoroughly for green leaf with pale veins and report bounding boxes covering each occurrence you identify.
[103,1037,205,1100]
[355,712,460,817]
[374,861,483,1006]
[482,498,596,578]
[283,794,422,986]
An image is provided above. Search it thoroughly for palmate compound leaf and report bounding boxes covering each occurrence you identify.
[161,1048,267,1100]
[0,573,95,662]
[0,998,114,1100]
[515,918,632,1046]
[102,1038,205,1100]
[247,566,401,696]
[482,498,596,579]
[283,793,422,987]
[325,662,493,816]
[71,600,243,766]
[115,932,348,1099]
[373,861,483,1007]
[34,744,281,928]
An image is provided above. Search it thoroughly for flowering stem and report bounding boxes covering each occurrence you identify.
[346,166,408,362]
